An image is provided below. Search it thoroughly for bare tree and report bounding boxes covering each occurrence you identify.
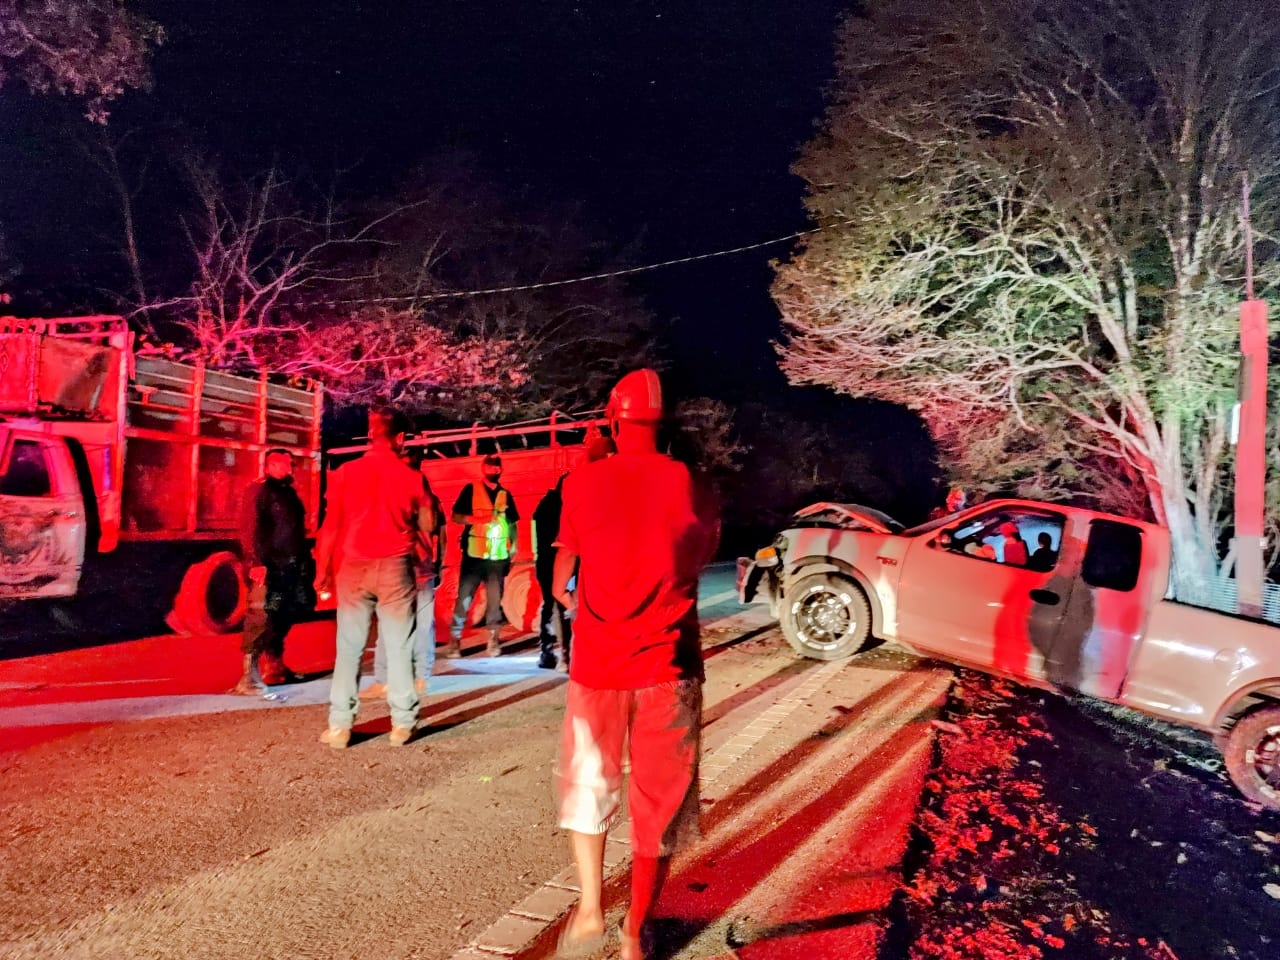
[143,160,518,405]
[73,126,151,306]
[344,160,659,419]
[0,0,162,121]
[774,0,1280,597]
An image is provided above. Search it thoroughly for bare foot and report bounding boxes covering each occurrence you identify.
[229,678,260,696]
[619,912,646,960]
[556,905,606,958]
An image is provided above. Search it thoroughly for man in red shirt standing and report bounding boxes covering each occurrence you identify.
[551,369,718,960]
[315,406,436,749]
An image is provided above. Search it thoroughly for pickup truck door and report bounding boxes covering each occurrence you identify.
[896,506,1069,681]
[0,430,86,599]
[1044,517,1157,700]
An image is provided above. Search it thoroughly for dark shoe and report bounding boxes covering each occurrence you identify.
[440,640,462,659]
[537,653,558,670]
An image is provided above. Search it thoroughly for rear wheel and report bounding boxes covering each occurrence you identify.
[1224,705,1280,810]
[780,572,872,660]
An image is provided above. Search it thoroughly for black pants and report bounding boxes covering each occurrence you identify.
[241,561,307,659]
[536,564,571,663]
[451,558,508,637]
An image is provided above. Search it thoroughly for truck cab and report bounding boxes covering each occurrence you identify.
[0,424,86,599]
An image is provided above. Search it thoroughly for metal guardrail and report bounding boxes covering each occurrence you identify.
[1176,576,1280,624]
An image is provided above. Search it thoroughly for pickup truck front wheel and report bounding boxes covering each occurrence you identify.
[780,572,872,661]
[1224,705,1280,810]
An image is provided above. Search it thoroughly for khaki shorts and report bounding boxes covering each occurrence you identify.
[555,678,702,858]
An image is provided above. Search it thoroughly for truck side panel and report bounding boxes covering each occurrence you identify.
[119,357,321,540]
[1122,599,1280,731]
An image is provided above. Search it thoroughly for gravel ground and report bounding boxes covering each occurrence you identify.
[1031,693,1280,960]
[0,620,800,960]
[1,680,572,960]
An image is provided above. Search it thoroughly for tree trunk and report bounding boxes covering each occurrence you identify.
[1162,493,1218,602]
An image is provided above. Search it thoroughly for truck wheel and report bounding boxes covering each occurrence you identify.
[780,572,872,661]
[1224,705,1280,810]
[169,552,247,635]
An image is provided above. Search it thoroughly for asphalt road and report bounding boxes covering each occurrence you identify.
[0,567,954,960]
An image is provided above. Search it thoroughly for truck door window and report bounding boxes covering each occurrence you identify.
[0,440,52,497]
[1083,520,1142,592]
[948,510,1064,567]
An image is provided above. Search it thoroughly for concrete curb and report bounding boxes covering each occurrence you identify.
[449,657,850,959]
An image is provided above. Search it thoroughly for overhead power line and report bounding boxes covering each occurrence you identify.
[310,218,854,309]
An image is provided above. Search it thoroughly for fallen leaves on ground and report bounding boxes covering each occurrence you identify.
[899,672,1169,960]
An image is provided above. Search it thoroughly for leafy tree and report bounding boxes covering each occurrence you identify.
[773,0,1280,596]
[0,0,162,121]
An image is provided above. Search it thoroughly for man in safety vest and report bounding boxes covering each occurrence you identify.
[551,369,718,960]
[443,453,518,658]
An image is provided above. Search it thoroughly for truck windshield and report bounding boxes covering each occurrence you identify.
[0,440,52,497]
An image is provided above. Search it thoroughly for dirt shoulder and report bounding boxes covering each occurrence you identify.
[886,671,1280,960]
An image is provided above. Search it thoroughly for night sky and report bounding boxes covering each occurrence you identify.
[0,1,939,520]
[0,0,852,396]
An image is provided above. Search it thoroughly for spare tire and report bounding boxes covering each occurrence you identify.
[501,563,542,634]
[168,551,247,635]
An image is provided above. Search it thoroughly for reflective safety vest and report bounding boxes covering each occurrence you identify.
[466,483,512,560]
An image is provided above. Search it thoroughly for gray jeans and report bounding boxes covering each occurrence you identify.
[374,573,436,685]
[331,556,418,730]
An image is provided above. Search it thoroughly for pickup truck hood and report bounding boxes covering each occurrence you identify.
[790,502,903,534]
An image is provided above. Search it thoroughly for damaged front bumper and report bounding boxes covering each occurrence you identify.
[737,545,780,608]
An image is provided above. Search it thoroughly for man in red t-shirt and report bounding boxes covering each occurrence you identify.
[551,370,718,960]
[314,406,435,749]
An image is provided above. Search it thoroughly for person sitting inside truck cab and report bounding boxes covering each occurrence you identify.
[1028,532,1058,571]
[998,521,1029,566]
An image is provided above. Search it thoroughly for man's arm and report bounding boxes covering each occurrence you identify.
[314,469,344,590]
[451,484,481,526]
[414,485,438,560]
[552,545,579,616]
[505,493,519,553]
[239,484,266,581]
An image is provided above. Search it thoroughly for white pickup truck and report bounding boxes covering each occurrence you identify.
[738,499,1280,810]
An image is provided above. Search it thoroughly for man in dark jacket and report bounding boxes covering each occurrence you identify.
[533,475,569,670]
[533,436,616,671]
[232,448,312,694]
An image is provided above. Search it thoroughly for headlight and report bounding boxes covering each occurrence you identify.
[754,545,780,568]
